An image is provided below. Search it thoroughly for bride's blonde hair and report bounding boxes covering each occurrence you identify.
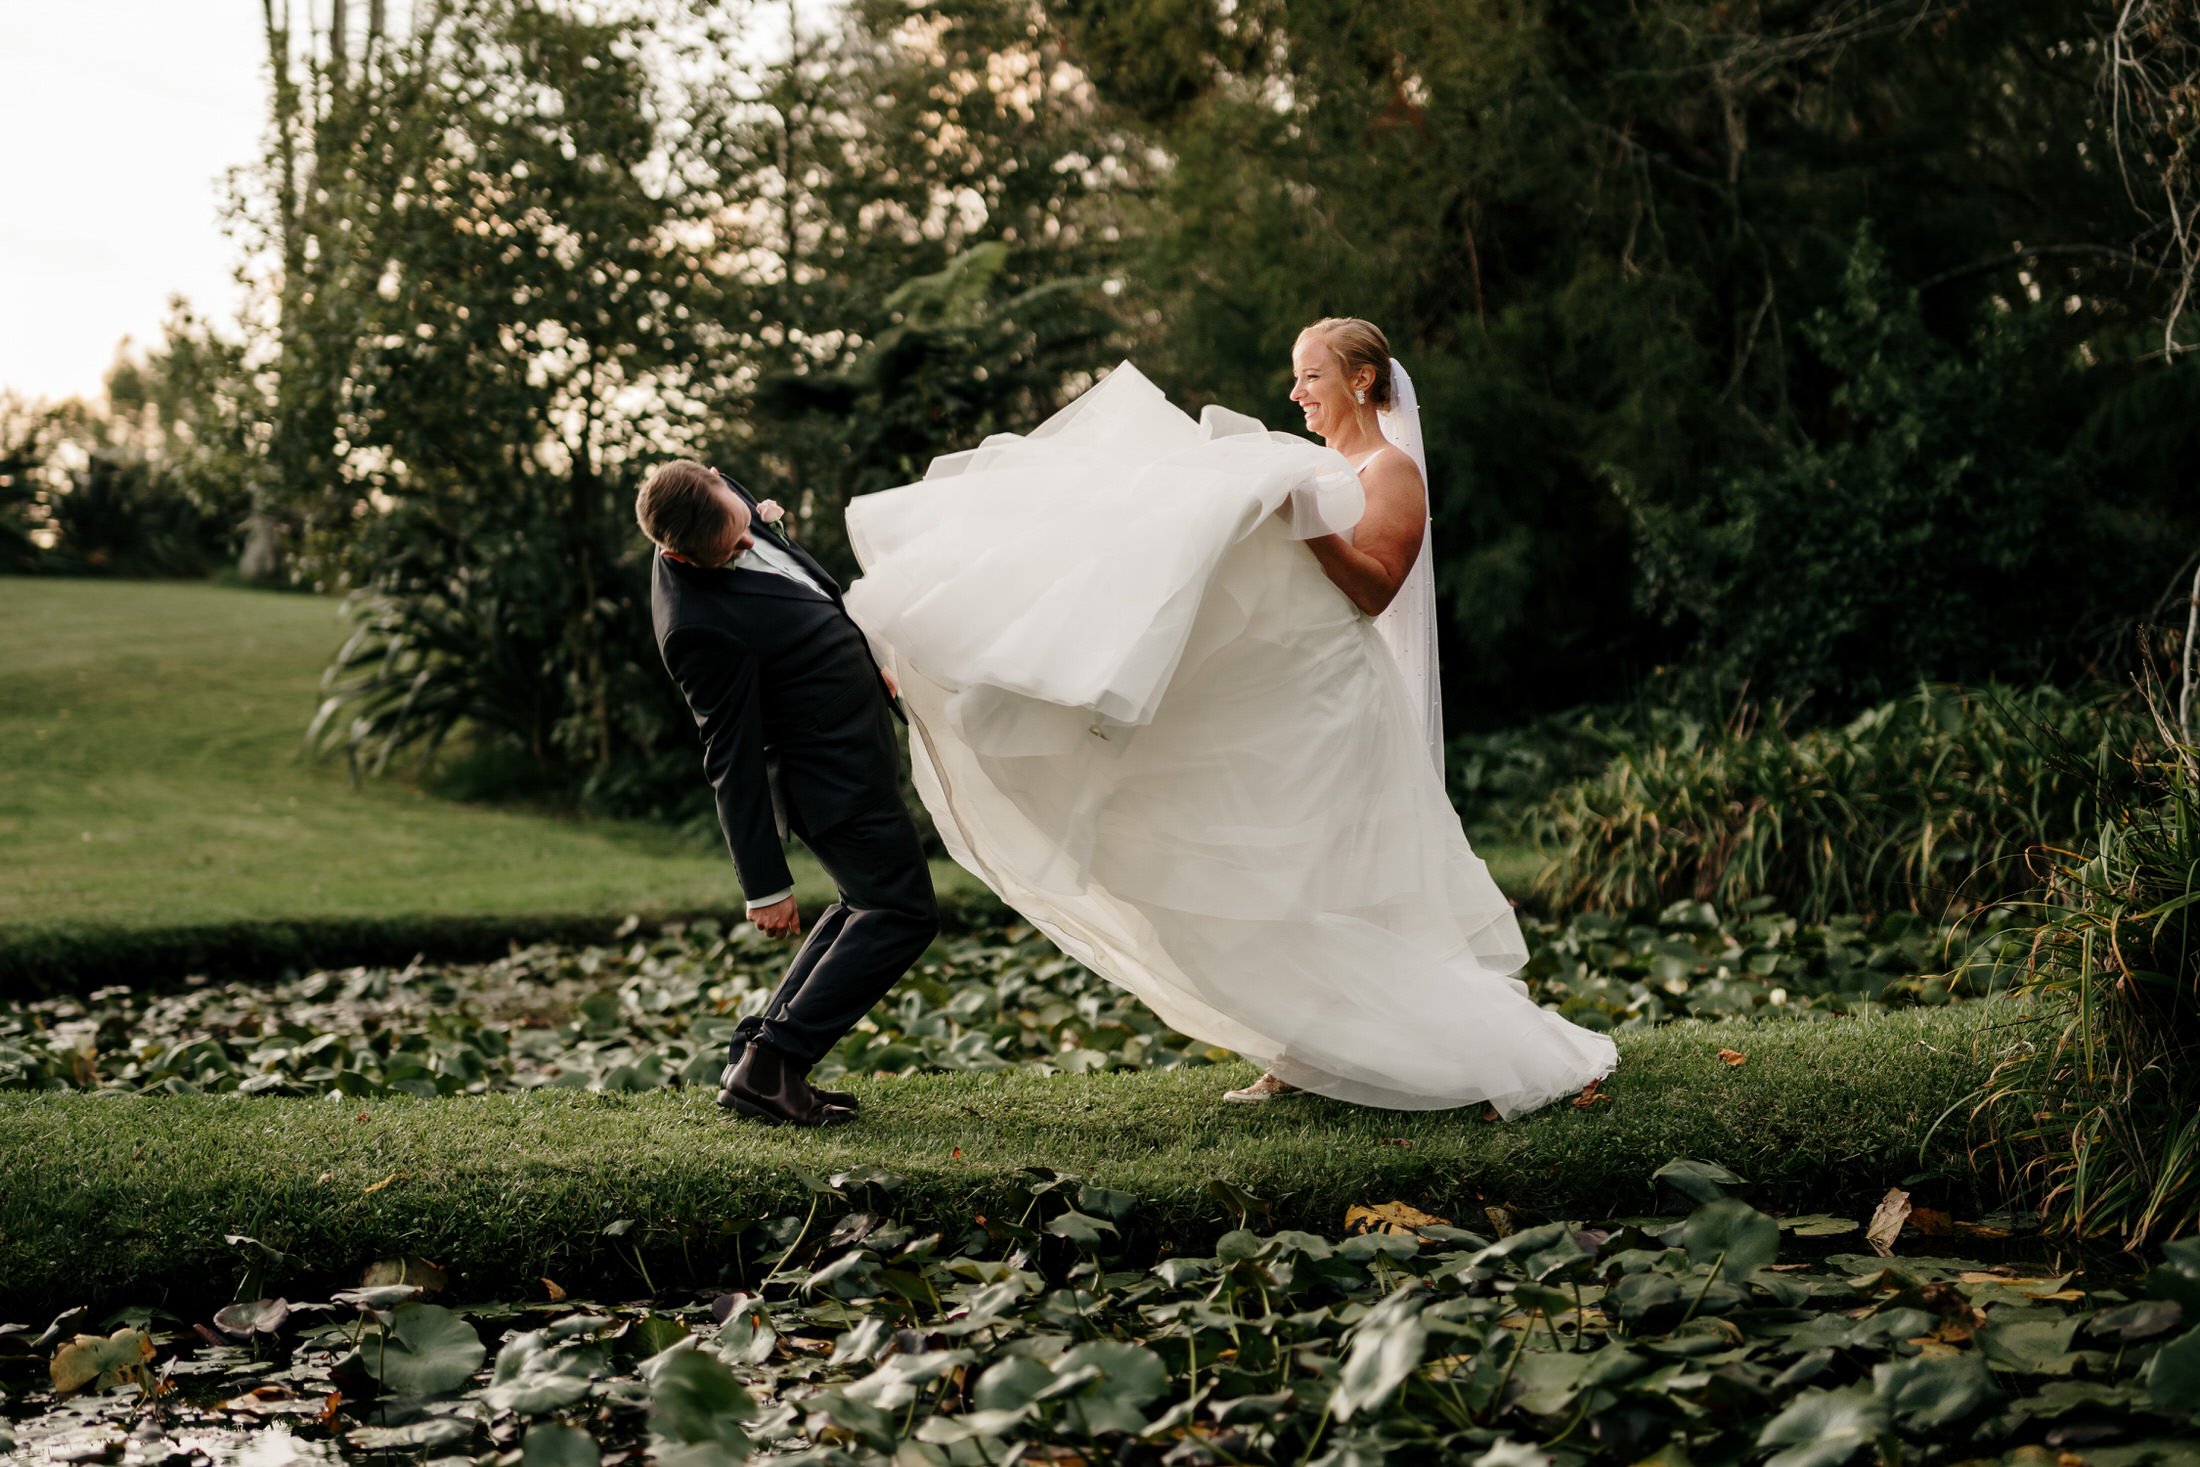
[1298,317,1394,410]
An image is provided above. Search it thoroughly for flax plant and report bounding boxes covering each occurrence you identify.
[1528,685,2145,922]
[1971,707,2200,1246]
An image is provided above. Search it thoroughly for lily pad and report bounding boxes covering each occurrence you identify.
[353,1303,485,1395]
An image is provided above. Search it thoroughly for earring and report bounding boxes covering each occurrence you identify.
[1354,389,1366,405]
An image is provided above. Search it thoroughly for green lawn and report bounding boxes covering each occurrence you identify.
[0,1004,2005,1315]
[0,578,973,945]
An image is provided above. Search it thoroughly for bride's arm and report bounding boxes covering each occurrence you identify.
[1302,455,1426,617]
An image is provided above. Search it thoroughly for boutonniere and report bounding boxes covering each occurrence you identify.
[755,499,788,531]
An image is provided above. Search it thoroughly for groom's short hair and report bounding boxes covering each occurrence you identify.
[637,460,733,560]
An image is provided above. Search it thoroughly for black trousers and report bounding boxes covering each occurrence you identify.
[731,801,939,1066]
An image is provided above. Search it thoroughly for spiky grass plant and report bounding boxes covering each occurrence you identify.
[1527,685,2145,922]
[1970,702,2200,1246]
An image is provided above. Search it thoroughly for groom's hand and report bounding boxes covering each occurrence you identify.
[752,894,802,938]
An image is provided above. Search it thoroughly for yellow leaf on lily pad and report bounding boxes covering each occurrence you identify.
[50,1328,155,1395]
[1345,1200,1452,1237]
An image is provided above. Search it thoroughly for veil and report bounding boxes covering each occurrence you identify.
[1373,358,1444,778]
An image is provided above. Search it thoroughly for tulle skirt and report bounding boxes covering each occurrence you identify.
[843,364,1617,1115]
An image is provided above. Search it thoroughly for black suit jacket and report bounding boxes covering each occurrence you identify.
[650,472,903,902]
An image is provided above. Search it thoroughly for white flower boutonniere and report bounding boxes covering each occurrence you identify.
[755,499,787,528]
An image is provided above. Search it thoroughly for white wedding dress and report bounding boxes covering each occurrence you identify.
[843,363,1617,1116]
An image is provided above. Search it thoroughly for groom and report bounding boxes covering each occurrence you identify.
[638,460,938,1127]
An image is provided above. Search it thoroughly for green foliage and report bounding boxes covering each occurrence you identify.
[3,1165,2191,1464]
[38,450,229,579]
[1618,228,2142,704]
[1529,685,2152,921]
[1973,715,2200,1246]
[1071,0,2200,715]
[0,907,1991,1099]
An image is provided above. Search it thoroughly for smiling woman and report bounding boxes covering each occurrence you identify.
[0,2,266,402]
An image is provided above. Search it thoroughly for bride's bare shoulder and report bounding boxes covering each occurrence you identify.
[1362,446,1426,505]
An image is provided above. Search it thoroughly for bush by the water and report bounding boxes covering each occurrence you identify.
[1527,686,2150,923]
[1975,722,2200,1247]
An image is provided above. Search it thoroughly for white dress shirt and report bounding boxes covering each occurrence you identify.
[737,531,824,911]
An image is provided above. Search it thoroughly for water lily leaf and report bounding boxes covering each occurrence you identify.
[523,1424,601,1467]
[1332,1289,1428,1421]
[1607,1273,1688,1330]
[356,1303,485,1395]
[1978,1311,2086,1376]
[1076,1184,1140,1225]
[1207,1178,1271,1227]
[50,1328,154,1395]
[483,1329,603,1415]
[349,1418,476,1453]
[843,1348,974,1410]
[1756,1385,1889,1467]
[1779,1215,1860,1238]
[972,1354,1055,1412]
[2090,1299,2185,1343]
[627,1316,692,1360]
[213,1299,291,1338]
[2149,1239,2200,1315]
[2146,1325,2200,1414]
[648,1347,756,1466]
[1651,1158,1745,1205]
[1872,1353,2001,1430]
[802,1250,879,1298]
[1512,1347,1598,1416]
[1045,1209,1119,1248]
[1675,1198,1780,1281]
[334,1284,424,1312]
[1051,1341,1169,1436]
[32,1306,90,1350]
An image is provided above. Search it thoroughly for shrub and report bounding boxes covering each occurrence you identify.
[1970,711,2200,1246]
[1527,684,2149,921]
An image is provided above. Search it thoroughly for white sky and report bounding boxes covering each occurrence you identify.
[1,3,269,404]
[0,2,837,407]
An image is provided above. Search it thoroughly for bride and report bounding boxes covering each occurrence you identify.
[842,319,1617,1117]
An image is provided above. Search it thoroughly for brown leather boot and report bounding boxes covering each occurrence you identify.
[717,1039,855,1128]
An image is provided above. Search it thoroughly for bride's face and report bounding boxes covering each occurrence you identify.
[1288,335,1360,440]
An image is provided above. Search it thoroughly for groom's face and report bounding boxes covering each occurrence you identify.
[702,485,754,567]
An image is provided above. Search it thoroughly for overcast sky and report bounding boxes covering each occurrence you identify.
[0,2,834,407]
[1,3,269,404]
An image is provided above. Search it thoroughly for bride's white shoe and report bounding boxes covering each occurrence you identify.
[1222,1071,1302,1103]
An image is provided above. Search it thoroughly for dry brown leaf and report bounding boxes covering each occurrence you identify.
[542,1277,567,1303]
[362,1172,402,1195]
[221,1384,307,1416]
[361,1256,447,1295]
[1716,1049,1748,1067]
[1572,1080,1613,1107]
[1866,1188,1912,1257]
[1345,1200,1454,1237]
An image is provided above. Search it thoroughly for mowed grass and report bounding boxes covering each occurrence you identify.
[0,1005,2009,1315]
[0,578,975,946]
